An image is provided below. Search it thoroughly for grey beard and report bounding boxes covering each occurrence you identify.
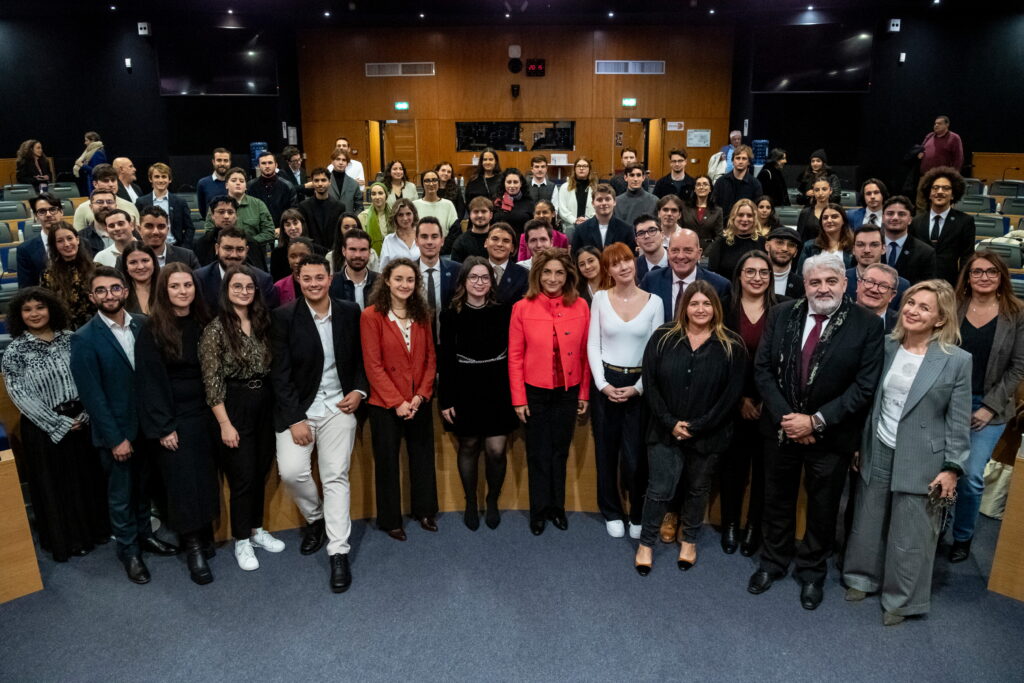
[808,295,841,316]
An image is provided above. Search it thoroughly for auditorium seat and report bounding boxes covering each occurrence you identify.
[0,224,12,244]
[840,190,858,208]
[22,222,41,242]
[48,183,79,200]
[0,203,29,221]
[1000,197,1024,215]
[964,178,984,196]
[974,214,1008,238]
[787,187,801,203]
[957,196,997,213]
[776,206,800,228]
[978,241,1023,269]
[1012,278,1024,299]
[989,180,1024,197]
[1,186,35,202]
[179,192,199,210]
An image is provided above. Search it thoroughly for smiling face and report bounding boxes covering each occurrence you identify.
[540,259,567,295]
[287,243,312,276]
[526,227,551,256]
[481,152,496,173]
[89,275,127,314]
[104,213,134,242]
[968,257,1000,296]
[901,288,942,335]
[804,266,846,315]
[533,203,554,223]
[485,229,514,264]
[389,162,404,181]
[636,219,662,254]
[298,262,331,304]
[504,174,522,196]
[820,207,844,240]
[416,221,443,260]
[421,171,440,195]
[387,264,417,302]
[54,227,80,260]
[32,142,43,158]
[929,176,954,211]
[150,171,170,193]
[437,164,453,183]
[686,292,714,329]
[739,256,771,297]
[733,204,755,235]
[608,256,636,286]
[669,230,701,279]
[593,191,615,218]
[212,152,231,176]
[810,157,824,172]
[576,251,601,283]
[282,216,304,239]
[465,264,492,299]
[227,272,256,308]
[370,184,387,208]
[311,172,329,196]
[125,250,154,284]
[883,203,912,236]
[470,206,493,230]
[394,205,415,231]
[856,266,897,313]
[20,298,50,333]
[166,272,195,313]
[765,237,798,268]
[694,176,711,199]
[215,235,248,269]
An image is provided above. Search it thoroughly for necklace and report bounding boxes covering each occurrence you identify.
[970,297,998,314]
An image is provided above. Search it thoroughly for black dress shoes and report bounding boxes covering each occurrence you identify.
[747,569,775,595]
[800,581,824,610]
[185,538,213,585]
[142,535,180,556]
[123,555,151,584]
[386,528,407,542]
[418,516,438,532]
[464,504,480,531]
[740,525,761,557]
[484,502,501,530]
[550,512,568,531]
[330,554,352,593]
[530,519,546,536]
[949,538,972,563]
[720,522,739,554]
[300,518,326,555]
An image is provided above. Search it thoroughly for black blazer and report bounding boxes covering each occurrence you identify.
[329,269,379,307]
[639,265,732,321]
[194,262,279,313]
[269,297,368,432]
[653,173,695,201]
[570,216,636,254]
[136,192,194,248]
[781,270,805,299]
[796,206,822,243]
[634,253,666,283]
[248,176,297,228]
[754,299,884,453]
[496,262,530,305]
[890,233,937,285]
[16,236,46,288]
[297,196,346,251]
[911,209,976,286]
[163,244,201,270]
[116,180,142,203]
[194,227,268,271]
[283,168,310,198]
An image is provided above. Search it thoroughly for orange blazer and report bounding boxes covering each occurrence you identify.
[508,294,591,406]
[360,305,436,409]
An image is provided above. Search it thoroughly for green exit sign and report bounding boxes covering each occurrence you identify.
[621,97,637,107]
[394,101,410,111]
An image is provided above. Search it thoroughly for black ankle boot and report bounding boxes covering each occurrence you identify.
[185,535,213,585]
[485,496,501,529]
[949,538,972,563]
[721,522,739,554]
[740,525,761,556]
[463,502,480,531]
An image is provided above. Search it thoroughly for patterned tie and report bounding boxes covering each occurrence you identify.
[930,215,942,242]
[494,264,505,282]
[867,213,877,225]
[887,241,900,267]
[801,314,828,385]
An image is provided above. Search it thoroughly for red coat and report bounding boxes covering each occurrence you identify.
[360,305,436,409]
[508,293,591,406]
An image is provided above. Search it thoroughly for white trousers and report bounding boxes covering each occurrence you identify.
[275,410,357,556]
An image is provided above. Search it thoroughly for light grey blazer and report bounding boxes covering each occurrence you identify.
[860,337,972,495]
[957,303,1024,424]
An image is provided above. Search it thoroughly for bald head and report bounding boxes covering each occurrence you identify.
[112,157,136,184]
[668,228,702,279]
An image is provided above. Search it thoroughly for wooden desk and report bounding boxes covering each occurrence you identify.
[989,451,1024,602]
[0,449,43,603]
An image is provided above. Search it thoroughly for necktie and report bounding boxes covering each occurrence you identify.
[867,213,877,225]
[801,314,828,385]
[930,215,942,242]
[888,241,899,267]
[426,268,437,310]
[674,280,686,317]
[494,264,505,282]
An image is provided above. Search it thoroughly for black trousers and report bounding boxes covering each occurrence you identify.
[759,437,851,584]
[524,384,580,522]
[217,381,275,539]
[592,369,647,524]
[98,442,151,561]
[640,442,719,546]
[719,414,765,529]
[368,403,438,531]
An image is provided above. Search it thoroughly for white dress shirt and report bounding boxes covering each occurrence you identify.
[305,301,344,419]
[100,310,136,369]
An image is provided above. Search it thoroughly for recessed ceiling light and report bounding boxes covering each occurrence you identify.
[709,8,715,14]
[227,9,234,14]
[247,50,255,56]
[109,4,117,9]
[323,10,331,17]
[608,11,614,18]
[807,4,814,10]
[505,12,510,18]
[419,12,425,18]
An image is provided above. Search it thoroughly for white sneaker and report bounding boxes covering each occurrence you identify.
[234,539,259,571]
[250,527,286,553]
[606,520,626,538]
[628,523,642,540]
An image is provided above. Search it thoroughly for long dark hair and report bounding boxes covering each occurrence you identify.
[367,257,431,324]
[756,195,781,229]
[814,202,854,252]
[685,175,717,209]
[730,250,780,317]
[277,207,308,252]
[955,249,1024,316]
[8,286,69,337]
[45,224,93,300]
[450,256,498,313]
[473,147,502,181]
[435,161,461,202]
[660,280,738,358]
[148,262,210,361]
[216,265,271,365]
[119,241,159,312]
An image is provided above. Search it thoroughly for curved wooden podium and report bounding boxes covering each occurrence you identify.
[989,451,1024,602]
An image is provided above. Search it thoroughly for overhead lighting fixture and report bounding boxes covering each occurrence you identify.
[608,11,614,18]
[109,4,117,9]
[227,8,234,14]
[419,12,425,18]
[807,5,814,10]
[505,12,510,18]
[323,10,331,17]
[247,50,255,56]
[709,9,715,15]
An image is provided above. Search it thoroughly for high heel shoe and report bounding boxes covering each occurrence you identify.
[463,502,480,531]
[635,562,652,576]
[678,543,697,571]
[484,498,501,529]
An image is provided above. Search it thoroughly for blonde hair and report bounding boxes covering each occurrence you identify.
[659,280,737,359]
[722,199,767,245]
[891,279,961,351]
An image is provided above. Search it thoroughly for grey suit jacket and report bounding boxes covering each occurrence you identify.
[860,338,971,494]
[956,303,1024,424]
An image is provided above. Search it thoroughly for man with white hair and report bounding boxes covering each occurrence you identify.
[748,253,884,611]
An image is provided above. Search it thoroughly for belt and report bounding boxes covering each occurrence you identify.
[457,350,508,365]
[602,362,642,375]
[227,377,266,390]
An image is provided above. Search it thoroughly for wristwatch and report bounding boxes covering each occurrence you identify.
[811,414,825,434]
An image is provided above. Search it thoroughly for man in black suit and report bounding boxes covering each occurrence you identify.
[911,166,976,286]
[135,163,195,249]
[70,266,178,584]
[748,253,883,610]
[194,227,278,313]
[194,196,267,270]
[486,223,529,304]
[633,214,668,282]
[137,206,200,269]
[19,193,63,288]
[298,167,346,251]
[639,228,731,321]
[881,195,936,284]
[764,228,805,299]
[653,148,695,200]
[329,228,378,309]
[570,183,636,254]
[415,217,460,339]
[271,254,368,593]
[248,151,297,228]
[854,263,900,333]
[609,147,637,196]
[282,146,310,199]
[113,157,142,203]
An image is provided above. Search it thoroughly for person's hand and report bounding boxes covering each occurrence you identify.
[575,217,587,224]
[970,406,994,431]
[337,391,363,414]
[782,413,814,439]
[220,422,240,448]
[794,435,817,445]
[395,401,414,419]
[410,395,424,412]
[617,386,639,401]
[601,385,619,399]
[671,421,691,441]
[515,405,530,423]
[160,431,179,451]
[740,397,761,421]
[70,419,83,431]
[289,421,313,446]
[851,451,860,472]
[577,399,588,416]
[929,470,958,499]
[917,152,924,160]
[441,407,456,424]
[112,439,133,461]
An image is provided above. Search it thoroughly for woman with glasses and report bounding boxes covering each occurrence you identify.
[706,199,767,280]
[41,224,95,329]
[946,251,1024,563]
[414,169,459,238]
[679,175,723,251]
[556,157,596,239]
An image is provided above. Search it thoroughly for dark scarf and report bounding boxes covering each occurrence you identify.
[775,297,850,413]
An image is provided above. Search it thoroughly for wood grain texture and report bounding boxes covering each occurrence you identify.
[0,451,44,604]
[988,451,1024,602]
[971,153,1024,185]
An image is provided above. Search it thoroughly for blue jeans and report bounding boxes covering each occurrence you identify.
[951,394,1006,542]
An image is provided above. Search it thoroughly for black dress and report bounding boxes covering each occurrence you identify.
[136,314,220,535]
[438,303,519,437]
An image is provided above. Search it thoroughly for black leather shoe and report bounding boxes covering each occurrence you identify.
[740,525,761,557]
[464,503,480,531]
[123,555,151,584]
[386,528,407,542]
[300,518,326,555]
[550,512,568,531]
[418,516,438,532]
[142,535,180,556]
[747,569,775,595]
[185,540,213,585]
[329,553,352,594]
[530,519,546,536]
[484,500,501,530]
[949,538,972,563]
[800,581,824,610]
[720,522,739,554]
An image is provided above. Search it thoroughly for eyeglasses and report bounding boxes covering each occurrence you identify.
[229,283,257,293]
[35,207,61,215]
[931,184,953,192]
[741,268,771,280]
[635,227,661,238]
[859,276,894,293]
[92,199,116,207]
[969,268,999,279]
[92,284,125,297]
[466,274,490,283]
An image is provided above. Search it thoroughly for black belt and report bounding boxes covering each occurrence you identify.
[227,377,267,390]
[602,362,642,375]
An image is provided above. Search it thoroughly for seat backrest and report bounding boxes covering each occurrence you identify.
[839,191,858,208]
[956,196,996,213]
[974,215,1006,238]
[5,247,17,274]
[0,224,11,243]
[23,222,42,242]
[1000,197,1024,215]
[776,207,801,227]
[179,192,199,210]
[0,202,29,220]
[1,187,34,202]
[989,180,1024,197]
[1012,278,1024,299]
[978,241,1023,269]
[963,178,984,196]
[48,183,79,200]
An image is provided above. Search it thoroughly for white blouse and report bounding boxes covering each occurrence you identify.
[876,345,926,448]
[378,232,420,270]
[587,289,665,393]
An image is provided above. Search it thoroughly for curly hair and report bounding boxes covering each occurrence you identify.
[7,287,70,337]
[366,257,431,324]
[917,165,966,210]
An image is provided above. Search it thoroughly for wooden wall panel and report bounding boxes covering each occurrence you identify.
[0,159,18,187]
[971,153,1024,185]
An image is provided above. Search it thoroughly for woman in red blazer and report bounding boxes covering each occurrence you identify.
[360,257,438,541]
[509,247,591,535]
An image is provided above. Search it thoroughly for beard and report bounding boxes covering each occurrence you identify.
[97,297,126,315]
[808,292,842,316]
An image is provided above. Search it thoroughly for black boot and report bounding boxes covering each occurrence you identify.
[185,534,213,585]
[740,525,761,556]
[484,495,501,529]
[720,522,739,554]
[463,500,480,531]
[949,538,972,563]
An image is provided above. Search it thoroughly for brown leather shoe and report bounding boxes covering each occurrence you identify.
[659,513,679,544]
[386,528,407,542]
[418,516,438,532]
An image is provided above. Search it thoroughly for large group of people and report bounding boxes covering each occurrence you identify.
[4,123,1020,628]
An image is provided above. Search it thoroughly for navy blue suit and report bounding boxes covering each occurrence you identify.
[496,262,530,304]
[195,261,279,314]
[570,216,636,254]
[639,265,731,321]
[845,208,883,230]
[70,312,151,560]
[16,235,47,288]
[634,253,666,283]
[432,258,461,311]
[136,192,194,248]
[329,269,379,308]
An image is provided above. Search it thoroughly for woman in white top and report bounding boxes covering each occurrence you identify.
[379,199,420,269]
[843,279,971,626]
[413,169,459,237]
[384,160,419,210]
[556,157,596,239]
[587,243,664,538]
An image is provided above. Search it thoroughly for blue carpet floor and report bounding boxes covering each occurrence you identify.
[1,512,1022,682]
